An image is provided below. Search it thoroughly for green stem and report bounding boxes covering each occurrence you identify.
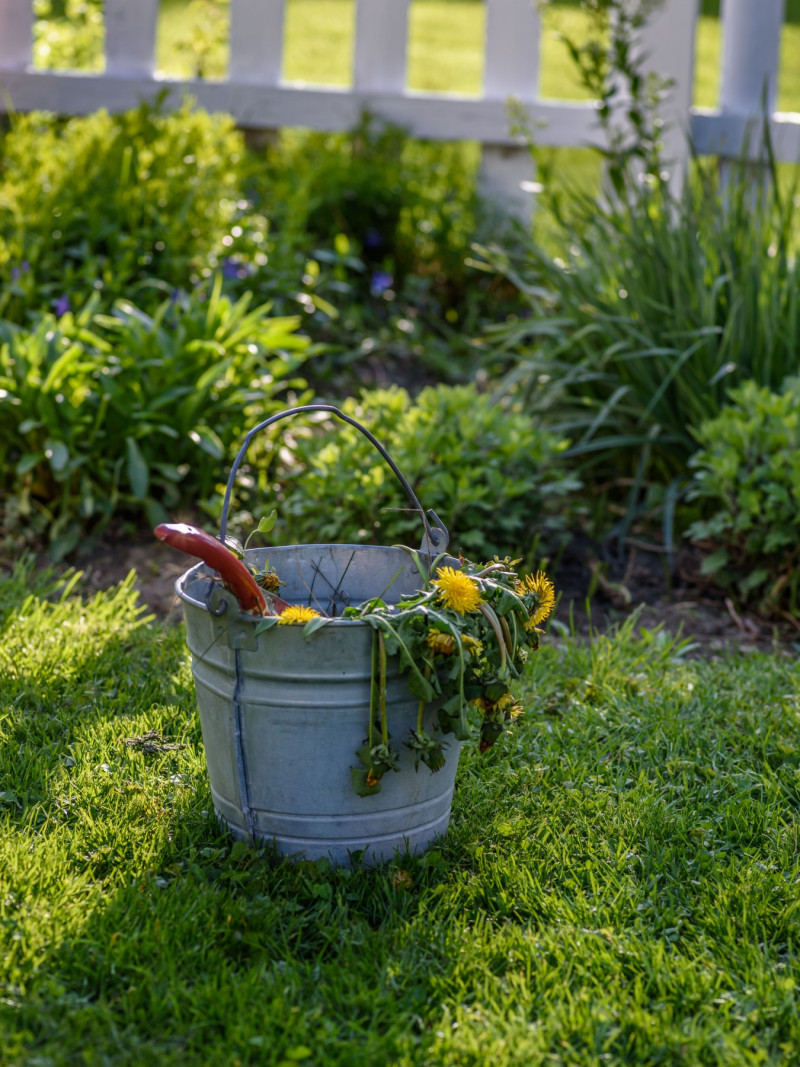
[364,616,434,700]
[479,579,528,616]
[479,603,507,670]
[500,614,516,660]
[424,606,468,737]
[474,563,513,578]
[378,631,388,746]
[369,629,379,750]
[417,664,432,733]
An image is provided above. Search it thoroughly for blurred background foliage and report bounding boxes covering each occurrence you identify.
[3,0,800,619]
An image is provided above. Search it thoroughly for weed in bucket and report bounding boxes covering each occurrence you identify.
[156,405,555,865]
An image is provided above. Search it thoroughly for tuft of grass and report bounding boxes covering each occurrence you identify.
[2,567,800,1063]
[485,144,800,531]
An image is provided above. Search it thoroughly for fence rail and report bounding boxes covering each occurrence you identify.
[0,0,797,210]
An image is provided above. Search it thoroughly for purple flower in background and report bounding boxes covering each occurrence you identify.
[221,257,240,280]
[221,257,253,281]
[364,228,384,253]
[53,294,70,317]
[10,260,30,282]
[165,288,183,329]
[370,270,393,297]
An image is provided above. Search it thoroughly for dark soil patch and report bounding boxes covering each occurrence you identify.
[60,529,798,656]
[552,532,796,655]
[71,535,190,623]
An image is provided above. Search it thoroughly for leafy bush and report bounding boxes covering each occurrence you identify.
[0,282,309,558]
[0,101,245,322]
[0,99,514,394]
[256,385,580,563]
[247,115,482,293]
[685,378,800,615]
[222,116,518,388]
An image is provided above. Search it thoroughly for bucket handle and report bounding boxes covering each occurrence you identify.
[219,404,449,553]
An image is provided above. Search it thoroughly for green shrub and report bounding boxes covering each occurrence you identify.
[247,115,482,293]
[0,100,514,393]
[0,282,309,558]
[0,101,245,322]
[685,378,800,615]
[256,385,580,563]
[222,116,517,388]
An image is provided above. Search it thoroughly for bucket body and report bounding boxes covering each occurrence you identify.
[177,543,462,866]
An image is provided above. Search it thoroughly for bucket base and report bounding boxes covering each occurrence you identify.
[210,774,458,867]
[217,806,454,867]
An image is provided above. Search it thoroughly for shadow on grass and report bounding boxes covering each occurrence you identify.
[5,776,483,1065]
[0,570,479,1062]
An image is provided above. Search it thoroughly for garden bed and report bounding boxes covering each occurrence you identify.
[64,528,792,655]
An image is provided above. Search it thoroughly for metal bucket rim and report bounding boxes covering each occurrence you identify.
[174,543,446,625]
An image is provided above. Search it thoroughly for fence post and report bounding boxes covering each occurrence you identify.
[229,0,286,84]
[637,0,697,193]
[720,0,784,117]
[481,0,541,221]
[353,0,410,93]
[105,0,159,77]
[0,0,32,70]
[718,0,784,187]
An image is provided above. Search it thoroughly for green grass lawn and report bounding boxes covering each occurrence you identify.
[3,562,800,1064]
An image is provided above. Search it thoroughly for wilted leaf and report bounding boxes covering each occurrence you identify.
[303,616,332,637]
[350,767,381,796]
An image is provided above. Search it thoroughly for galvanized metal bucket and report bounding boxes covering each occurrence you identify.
[176,405,461,866]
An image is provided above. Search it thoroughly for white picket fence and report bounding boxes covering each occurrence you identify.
[0,0,797,211]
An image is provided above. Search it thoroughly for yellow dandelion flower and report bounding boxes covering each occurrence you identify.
[491,693,523,719]
[276,605,323,625]
[518,571,556,626]
[426,630,456,655]
[431,567,483,614]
